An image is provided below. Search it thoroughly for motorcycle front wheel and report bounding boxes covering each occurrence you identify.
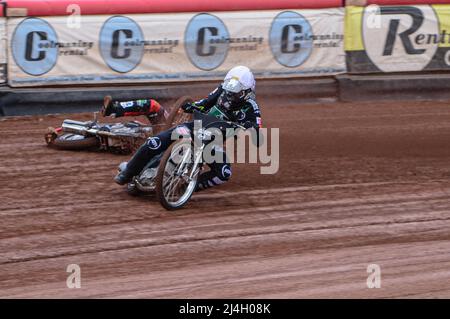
[155,141,200,210]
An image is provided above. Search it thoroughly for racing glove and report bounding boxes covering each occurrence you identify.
[242,121,262,147]
[182,102,197,113]
[243,121,258,130]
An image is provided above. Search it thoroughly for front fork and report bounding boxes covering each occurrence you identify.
[176,144,204,182]
[189,145,204,181]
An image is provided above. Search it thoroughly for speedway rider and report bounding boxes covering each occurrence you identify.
[101,94,168,126]
[103,66,262,191]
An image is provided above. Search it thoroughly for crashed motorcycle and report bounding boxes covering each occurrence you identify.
[120,111,244,210]
[45,96,193,154]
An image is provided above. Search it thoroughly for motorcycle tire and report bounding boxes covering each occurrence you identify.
[155,141,199,210]
[49,133,99,150]
[164,96,194,130]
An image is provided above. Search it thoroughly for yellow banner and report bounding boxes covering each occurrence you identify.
[344,6,364,52]
[345,4,450,72]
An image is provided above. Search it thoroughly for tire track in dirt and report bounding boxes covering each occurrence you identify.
[1,99,450,297]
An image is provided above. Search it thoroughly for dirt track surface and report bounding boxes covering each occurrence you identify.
[2,98,450,298]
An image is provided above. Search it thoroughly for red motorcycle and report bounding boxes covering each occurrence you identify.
[45,96,193,155]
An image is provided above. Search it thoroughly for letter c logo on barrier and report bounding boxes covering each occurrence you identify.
[445,50,450,66]
[99,16,144,73]
[12,18,58,76]
[185,13,229,71]
[269,11,313,68]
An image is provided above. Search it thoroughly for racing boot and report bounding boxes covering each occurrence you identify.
[101,95,117,117]
[114,170,134,185]
[114,143,153,185]
[114,162,132,185]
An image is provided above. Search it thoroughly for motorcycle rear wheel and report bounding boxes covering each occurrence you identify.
[164,96,194,130]
[48,133,99,150]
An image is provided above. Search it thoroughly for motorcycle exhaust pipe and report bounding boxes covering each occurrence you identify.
[61,121,90,136]
[62,121,108,137]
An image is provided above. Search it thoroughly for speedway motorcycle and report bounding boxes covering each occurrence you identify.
[45,96,193,154]
[120,110,244,210]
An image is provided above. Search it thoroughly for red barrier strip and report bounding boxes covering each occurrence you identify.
[0,1,5,17]
[4,0,343,16]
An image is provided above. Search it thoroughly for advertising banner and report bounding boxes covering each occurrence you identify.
[345,4,450,73]
[7,9,345,87]
[0,17,6,83]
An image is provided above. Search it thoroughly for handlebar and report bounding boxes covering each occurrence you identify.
[192,110,247,131]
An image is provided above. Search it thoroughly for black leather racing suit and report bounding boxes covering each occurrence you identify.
[122,85,262,191]
[106,98,168,126]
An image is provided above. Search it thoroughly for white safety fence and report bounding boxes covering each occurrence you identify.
[5,9,345,87]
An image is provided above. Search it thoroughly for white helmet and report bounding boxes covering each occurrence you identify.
[221,66,255,108]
